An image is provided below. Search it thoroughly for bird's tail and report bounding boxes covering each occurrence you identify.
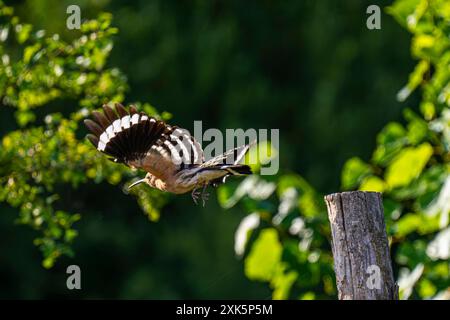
[200,149,253,186]
[200,163,252,175]
[217,164,252,175]
[196,163,252,188]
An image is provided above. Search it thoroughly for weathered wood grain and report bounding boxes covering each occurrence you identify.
[324,191,398,300]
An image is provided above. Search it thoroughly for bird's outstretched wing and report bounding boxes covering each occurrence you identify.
[84,103,203,180]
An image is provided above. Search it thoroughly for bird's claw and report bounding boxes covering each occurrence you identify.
[201,191,209,207]
[191,188,201,205]
[191,184,210,207]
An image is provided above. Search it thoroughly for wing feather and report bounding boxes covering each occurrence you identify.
[84,103,204,180]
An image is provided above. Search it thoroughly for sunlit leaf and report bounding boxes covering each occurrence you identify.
[341,157,371,190]
[245,229,282,281]
[359,176,386,192]
[385,143,433,189]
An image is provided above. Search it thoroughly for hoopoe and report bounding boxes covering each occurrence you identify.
[84,103,252,206]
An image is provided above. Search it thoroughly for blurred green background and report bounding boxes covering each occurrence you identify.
[1,0,447,299]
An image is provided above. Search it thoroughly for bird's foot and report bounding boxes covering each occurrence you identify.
[192,185,210,206]
[201,191,209,207]
[191,188,201,205]
[200,183,210,207]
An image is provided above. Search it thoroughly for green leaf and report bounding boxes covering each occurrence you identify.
[387,0,421,26]
[15,110,36,127]
[244,228,282,281]
[385,143,433,189]
[397,60,429,101]
[390,164,446,201]
[23,43,41,63]
[341,157,372,190]
[277,174,323,217]
[394,213,422,237]
[16,23,32,43]
[417,278,437,298]
[271,265,298,300]
[373,122,408,166]
[394,212,441,237]
[412,35,435,58]
[277,174,314,197]
[359,176,386,192]
[420,101,435,120]
[406,117,429,145]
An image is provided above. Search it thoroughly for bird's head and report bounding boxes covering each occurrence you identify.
[128,173,152,190]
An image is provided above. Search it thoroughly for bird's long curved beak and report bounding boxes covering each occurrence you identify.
[128,178,146,190]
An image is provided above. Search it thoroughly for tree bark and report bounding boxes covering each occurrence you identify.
[324,191,398,300]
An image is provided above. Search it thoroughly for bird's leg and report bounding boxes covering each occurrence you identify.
[191,186,201,205]
[200,183,210,207]
[191,184,210,206]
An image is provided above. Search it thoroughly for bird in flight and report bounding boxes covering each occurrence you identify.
[84,103,253,206]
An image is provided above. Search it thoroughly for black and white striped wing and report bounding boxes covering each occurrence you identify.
[84,103,203,178]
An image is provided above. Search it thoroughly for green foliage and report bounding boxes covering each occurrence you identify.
[0,2,167,268]
[341,157,372,190]
[224,0,450,300]
[219,174,336,299]
[344,0,450,299]
[0,0,448,300]
[245,228,282,281]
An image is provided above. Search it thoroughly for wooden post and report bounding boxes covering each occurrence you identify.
[324,191,398,300]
